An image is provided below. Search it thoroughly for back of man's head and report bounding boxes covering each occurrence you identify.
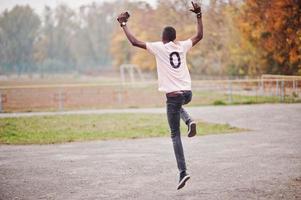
[162,26,176,42]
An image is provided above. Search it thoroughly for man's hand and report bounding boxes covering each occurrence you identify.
[117,12,130,24]
[117,12,146,49]
[189,1,201,14]
[190,1,203,46]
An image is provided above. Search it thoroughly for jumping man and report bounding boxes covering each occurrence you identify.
[117,1,203,190]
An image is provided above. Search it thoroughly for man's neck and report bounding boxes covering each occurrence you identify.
[162,40,175,44]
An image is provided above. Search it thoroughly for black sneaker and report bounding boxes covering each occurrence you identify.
[177,172,190,190]
[187,121,197,137]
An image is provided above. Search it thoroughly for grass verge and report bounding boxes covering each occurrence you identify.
[191,91,301,106]
[0,113,245,145]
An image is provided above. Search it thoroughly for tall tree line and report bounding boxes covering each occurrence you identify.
[0,3,114,76]
[0,0,300,76]
[0,5,40,75]
[110,0,300,76]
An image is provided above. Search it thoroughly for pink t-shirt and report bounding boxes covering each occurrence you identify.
[146,39,193,93]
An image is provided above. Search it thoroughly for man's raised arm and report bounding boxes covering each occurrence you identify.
[189,1,203,46]
[117,12,146,49]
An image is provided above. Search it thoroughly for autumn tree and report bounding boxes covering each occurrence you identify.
[110,1,157,71]
[239,0,301,75]
[71,2,115,71]
[0,5,40,75]
[110,0,244,77]
[34,5,78,74]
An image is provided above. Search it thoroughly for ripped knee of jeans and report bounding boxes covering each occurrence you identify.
[171,131,180,138]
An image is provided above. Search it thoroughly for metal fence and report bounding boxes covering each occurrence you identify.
[193,76,301,103]
[0,75,300,113]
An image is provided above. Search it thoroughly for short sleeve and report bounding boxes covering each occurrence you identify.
[146,42,163,55]
[179,39,193,52]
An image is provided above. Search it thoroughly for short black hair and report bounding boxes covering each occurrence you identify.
[162,26,176,42]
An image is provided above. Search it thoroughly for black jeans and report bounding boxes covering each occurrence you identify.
[166,91,193,173]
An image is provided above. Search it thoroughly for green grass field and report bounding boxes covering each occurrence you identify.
[191,91,301,106]
[0,113,245,145]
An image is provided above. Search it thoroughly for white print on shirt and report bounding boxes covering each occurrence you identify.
[169,52,181,69]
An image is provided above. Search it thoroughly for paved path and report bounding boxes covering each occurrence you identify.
[0,104,301,200]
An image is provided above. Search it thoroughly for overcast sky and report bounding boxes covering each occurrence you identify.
[0,0,158,14]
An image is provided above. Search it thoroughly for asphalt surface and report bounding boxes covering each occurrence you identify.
[0,104,301,200]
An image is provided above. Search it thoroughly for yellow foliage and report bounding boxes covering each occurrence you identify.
[110,27,132,67]
[110,0,301,76]
[239,0,301,75]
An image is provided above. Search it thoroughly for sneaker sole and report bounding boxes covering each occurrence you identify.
[177,175,190,190]
[188,123,197,137]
